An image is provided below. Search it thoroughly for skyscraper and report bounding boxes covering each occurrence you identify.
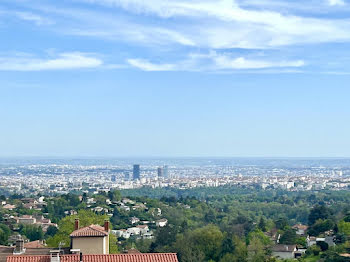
[157,167,163,179]
[163,165,169,178]
[133,164,140,180]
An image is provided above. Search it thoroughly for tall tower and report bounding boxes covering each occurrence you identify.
[133,164,140,180]
[163,165,169,178]
[157,167,163,179]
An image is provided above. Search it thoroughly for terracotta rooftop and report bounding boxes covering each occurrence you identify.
[70,225,108,238]
[6,253,179,262]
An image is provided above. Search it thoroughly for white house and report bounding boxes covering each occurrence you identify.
[156,219,168,227]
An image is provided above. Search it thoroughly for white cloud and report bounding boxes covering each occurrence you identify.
[127,59,176,71]
[74,0,350,49]
[127,51,305,72]
[328,0,345,6]
[210,53,305,69]
[14,11,52,25]
[0,52,103,71]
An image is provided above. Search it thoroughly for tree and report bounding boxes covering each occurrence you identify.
[19,224,44,241]
[220,236,235,258]
[338,220,350,236]
[248,236,266,262]
[108,190,122,202]
[219,253,236,262]
[109,233,119,254]
[45,225,58,237]
[308,205,332,225]
[279,228,297,245]
[46,210,108,247]
[232,237,248,262]
[308,219,334,236]
[275,217,288,230]
[258,217,267,232]
[0,224,11,245]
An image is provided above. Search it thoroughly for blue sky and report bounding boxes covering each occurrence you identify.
[1,0,350,157]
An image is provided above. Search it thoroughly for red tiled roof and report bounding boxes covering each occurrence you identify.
[6,253,179,262]
[70,225,108,237]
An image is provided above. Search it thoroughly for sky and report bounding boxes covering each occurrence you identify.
[1,0,350,157]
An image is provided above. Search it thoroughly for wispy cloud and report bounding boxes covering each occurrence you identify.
[0,52,103,71]
[127,59,176,71]
[327,0,346,6]
[127,51,305,72]
[72,0,350,49]
[13,11,53,25]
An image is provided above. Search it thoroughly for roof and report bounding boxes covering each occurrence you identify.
[6,253,179,262]
[0,247,70,262]
[24,241,46,249]
[272,245,297,252]
[70,225,108,238]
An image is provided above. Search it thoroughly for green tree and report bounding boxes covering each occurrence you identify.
[0,224,11,245]
[258,217,267,232]
[279,228,297,245]
[46,210,108,247]
[109,233,119,254]
[108,190,122,202]
[308,205,332,225]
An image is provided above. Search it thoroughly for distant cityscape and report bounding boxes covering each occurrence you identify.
[1,158,350,196]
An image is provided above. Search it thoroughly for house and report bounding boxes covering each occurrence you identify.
[2,204,16,210]
[142,232,154,240]
[293,224,308,236]
[307,236,317,247]
[136,225,149,235]
[112,229,130,239]
[127,227,141,236]
[16,215,37,225]
[120,205,130,212]
[130,217,140,224]
[70,219,110,255]
[156,219,168,227]
[272,245,297,260]
[6,253,179,262]
[0,238,69,262]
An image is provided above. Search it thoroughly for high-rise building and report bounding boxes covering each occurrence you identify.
[157,167,163,179]
[111,175,116,182]
[163,165,169,178]
[133,164,140,180]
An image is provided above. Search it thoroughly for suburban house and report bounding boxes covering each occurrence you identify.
[272,244,297,259]
[15,216,36,225]
[70,219,109,255]
[156,219,168,227]
[292,224,308,236]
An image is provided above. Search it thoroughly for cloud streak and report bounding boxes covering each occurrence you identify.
[127,52,305,72]
[71,0,350,49]
[0,52,103,71]
[328,0,346,6]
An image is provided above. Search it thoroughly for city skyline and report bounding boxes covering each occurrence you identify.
[1,0,350,157]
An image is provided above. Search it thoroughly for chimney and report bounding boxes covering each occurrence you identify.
[14,237,25,254]
[104,220,110,232]
[75,219,80,230]
[80,252,83,262]
[50,250,60,262]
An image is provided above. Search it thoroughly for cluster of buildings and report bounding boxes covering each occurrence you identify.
[0,161,349,196]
